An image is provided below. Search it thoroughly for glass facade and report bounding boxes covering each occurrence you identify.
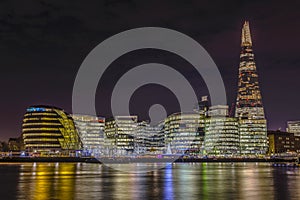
[72,114,105,156]
[235,21,265,119]
[164,112,205,155]
[239,119,268,155]
[207,105,228,117]
[235,21,268,155]
[205,117,239,155]
[22,106,82,152]
[104,116,137,155]
[136,121,164,154]
[204,105,239,156]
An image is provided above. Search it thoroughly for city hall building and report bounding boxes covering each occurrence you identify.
[22,106,82,153]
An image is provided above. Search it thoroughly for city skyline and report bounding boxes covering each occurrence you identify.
[0,1,300,140]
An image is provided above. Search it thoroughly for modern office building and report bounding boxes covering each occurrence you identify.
[207,105,229,117]
[135,121,148,154]
[136,121,164,154]
[152,121,165,153]
[287,121,300,136]
[104,116,137,155]
[204,105,239,156]
[235,21,268,155]
[238,119,268,155]
[22,106,82,153]
[164,112,205,155]
[268,130,300,155]
[72,114,105,156]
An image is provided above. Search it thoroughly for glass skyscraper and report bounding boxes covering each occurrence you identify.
[235,21,268,155]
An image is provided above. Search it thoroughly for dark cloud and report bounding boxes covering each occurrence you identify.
[0,0,299,140]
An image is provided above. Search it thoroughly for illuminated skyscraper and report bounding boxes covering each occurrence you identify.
[235,21,268,155]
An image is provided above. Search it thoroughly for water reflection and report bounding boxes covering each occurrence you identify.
[0,162,297,199]
[18,163,78,199]
[164,164,174,200]
[272,167,300,199]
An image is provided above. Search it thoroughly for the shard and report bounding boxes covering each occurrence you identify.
[235,21,268,155]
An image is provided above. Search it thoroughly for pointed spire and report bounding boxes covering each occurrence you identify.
[241,21,252,46]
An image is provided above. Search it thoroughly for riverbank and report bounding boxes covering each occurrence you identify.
[0,157,100,163]
[0,156,297,164]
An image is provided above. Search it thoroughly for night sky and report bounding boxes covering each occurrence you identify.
[0,0,299,140]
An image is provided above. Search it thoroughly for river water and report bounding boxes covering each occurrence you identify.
[0,162,299,199]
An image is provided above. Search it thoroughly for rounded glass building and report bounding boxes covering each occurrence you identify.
[22,105,82,152]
